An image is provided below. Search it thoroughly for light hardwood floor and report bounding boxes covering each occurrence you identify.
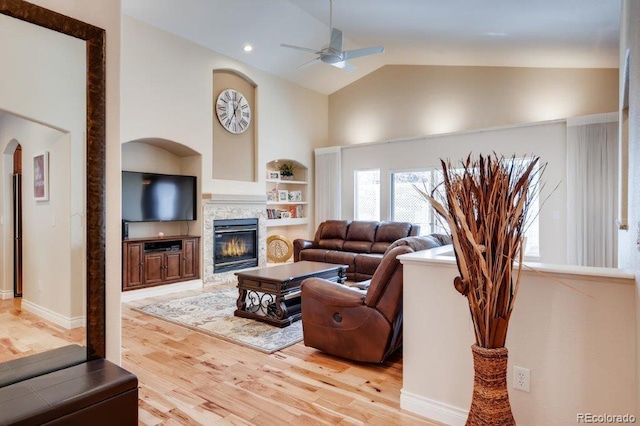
[2,291,439,425]
[0,298,84,363]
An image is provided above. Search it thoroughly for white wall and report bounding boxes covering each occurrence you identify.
[401,249,637,425]
[329,65,618,146]
[0,116,84,325]
[341,121,567,264]
[0,14,86,325]
[120,16,328,201]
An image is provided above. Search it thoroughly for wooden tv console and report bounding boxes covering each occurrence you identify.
[122,235,200,291]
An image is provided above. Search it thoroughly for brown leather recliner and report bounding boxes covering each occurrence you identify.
[300,236,450,363]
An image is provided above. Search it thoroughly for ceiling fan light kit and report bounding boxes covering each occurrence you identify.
[281,0,384,72]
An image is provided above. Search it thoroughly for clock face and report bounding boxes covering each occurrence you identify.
[215,88,252,134]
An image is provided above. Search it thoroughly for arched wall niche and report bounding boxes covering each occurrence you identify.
[212,68,258,182]
[121,138,203,242]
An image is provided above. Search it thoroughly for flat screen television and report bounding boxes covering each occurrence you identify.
[122,171,197,222]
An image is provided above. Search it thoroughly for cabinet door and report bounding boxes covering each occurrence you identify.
[164,252,182,281]
[123,243,144,289]
[144,252,164,285]
[182,238,199,279]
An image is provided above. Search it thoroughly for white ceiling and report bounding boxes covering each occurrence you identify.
[121,0,621,95]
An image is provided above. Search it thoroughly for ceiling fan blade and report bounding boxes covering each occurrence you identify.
[343,46,385,60]
[281,43,319,54]
[331,60,356,72]
[297,57,321,69]
[329,28,343,52]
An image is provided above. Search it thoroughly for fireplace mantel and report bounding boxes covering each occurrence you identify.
[203,193,267,206]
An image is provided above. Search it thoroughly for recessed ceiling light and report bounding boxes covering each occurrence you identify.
[243,44,253,52]
[483,32,508,37]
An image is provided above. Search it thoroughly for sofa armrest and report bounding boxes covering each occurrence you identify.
[293,239,313,261]
[301,278,365,307]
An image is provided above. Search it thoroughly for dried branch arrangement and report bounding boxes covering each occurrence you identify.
[416,154,545,348]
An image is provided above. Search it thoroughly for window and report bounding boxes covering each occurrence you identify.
[354,169,380,220]
[391,170,432,236]
[390,158,540,257]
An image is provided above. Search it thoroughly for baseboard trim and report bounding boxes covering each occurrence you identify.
[0,289,14,300]
[120,279,203,302]
[400,389,467,426]
[21,299,86,330]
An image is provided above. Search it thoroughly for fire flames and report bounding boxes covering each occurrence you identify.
[221,237,248,257]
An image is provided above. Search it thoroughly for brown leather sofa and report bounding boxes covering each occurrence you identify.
[300,236,450,363]
[294,220,422,281]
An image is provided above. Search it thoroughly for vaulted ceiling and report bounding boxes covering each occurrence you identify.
[122,0,621,95]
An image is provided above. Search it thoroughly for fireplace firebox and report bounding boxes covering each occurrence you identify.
[213,218,258,273]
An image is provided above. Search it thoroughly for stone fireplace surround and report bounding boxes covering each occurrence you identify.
[203,194,267,286]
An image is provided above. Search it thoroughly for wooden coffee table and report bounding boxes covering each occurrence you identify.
[234,261,347,327]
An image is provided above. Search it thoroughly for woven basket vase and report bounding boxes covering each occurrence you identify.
[466,345,516,425]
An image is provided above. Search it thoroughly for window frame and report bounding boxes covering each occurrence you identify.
[353,168,381,221]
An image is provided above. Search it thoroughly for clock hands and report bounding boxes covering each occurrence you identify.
[232,100,241,121]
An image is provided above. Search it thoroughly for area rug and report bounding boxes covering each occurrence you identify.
[135,289,302,353]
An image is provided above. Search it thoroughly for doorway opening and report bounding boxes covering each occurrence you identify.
[13,144,22,297]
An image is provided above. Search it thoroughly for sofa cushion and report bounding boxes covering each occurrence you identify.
[299,249,329,263]
[383,234,451,255]
[317,220,350,250]
[346,221,378,242]
[326,251,357,275]
[371,221,413,253]
[375,221,412,242]
[318,220,350,240]
[318,239,345,250]
[343,240,374,253]
[354,253,384,278]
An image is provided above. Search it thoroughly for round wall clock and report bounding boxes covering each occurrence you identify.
[215,88,252,134]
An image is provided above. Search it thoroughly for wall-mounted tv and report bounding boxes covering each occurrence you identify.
[122,171,197,222]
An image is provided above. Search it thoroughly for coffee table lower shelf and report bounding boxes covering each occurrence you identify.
[234,261,347,328]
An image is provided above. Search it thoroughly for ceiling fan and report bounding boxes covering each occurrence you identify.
[280,0,384,72]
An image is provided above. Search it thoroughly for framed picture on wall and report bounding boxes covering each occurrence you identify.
[278,190,289,202]
[33,151,49,201]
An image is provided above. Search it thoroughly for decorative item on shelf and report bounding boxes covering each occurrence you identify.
[416,153,545,425]
[278,162,295,180]
[295,205,304,218]
[288,205,297,218]
[267,189,277,202]
[266,208,277,219]
[278,189,289,202]
[288,190,302,202]
[266,235,293,263]
[158,232,164,238]
[268,170,280,180]
[280,211,291,219]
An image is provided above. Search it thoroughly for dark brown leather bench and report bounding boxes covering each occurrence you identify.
[0,344,86,388]
[0,358,138,425]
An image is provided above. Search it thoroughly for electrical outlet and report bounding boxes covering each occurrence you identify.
[513,366,530,392]
[37,279,43,292]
